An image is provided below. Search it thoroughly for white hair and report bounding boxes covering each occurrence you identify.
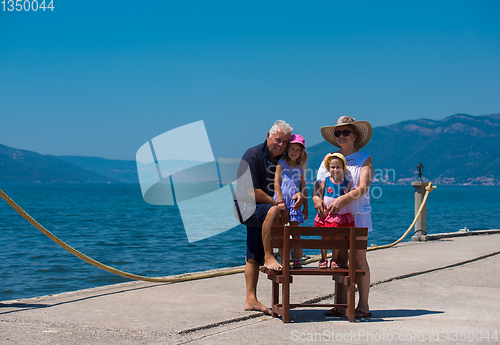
[269,120,293,137]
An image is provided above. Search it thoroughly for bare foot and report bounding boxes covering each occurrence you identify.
[245,301,272,316]
[356,304,370,314]
[355,307,371,313]
[263,257,282,271]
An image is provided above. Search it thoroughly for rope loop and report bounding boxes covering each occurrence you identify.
[367,182,435,251]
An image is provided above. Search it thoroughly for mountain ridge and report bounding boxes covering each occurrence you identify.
[1,113,499,185]
[306,113,500,185]
[0,144,115,183]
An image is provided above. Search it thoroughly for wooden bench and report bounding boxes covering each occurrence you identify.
[260,225,368,323]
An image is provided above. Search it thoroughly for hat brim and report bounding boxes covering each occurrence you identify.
[324,153,347,171]
[321,120,373,149]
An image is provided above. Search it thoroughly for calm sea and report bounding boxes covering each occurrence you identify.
[1,184,499,301]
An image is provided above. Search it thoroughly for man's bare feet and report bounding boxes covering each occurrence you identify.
[245,301,272,316]
[263,257,282,271]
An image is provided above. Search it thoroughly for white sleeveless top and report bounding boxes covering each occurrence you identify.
[317,151,372,215]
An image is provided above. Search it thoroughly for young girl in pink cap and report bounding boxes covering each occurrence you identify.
[273,134,309,269]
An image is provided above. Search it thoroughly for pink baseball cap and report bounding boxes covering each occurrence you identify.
[289,134,305,148]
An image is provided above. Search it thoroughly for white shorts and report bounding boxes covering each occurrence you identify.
[353,212,373,233]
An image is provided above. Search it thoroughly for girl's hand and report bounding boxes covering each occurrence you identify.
[292,192,304,210]
[303,207,309,220]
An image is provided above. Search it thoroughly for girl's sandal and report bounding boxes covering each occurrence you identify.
[319,260,328,269]
[292,260,302,269]
[329,259,340,269]
[355,310,372,318]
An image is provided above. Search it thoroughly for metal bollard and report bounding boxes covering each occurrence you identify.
[411,181,428,241]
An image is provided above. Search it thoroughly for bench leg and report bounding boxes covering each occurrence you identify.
[347,281,356,322]
[333,280,345,317]
[271,280,279,318]
[282,279,290,323]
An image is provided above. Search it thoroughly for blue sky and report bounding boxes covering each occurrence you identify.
[1,1,499,160]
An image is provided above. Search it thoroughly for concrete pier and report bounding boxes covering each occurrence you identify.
[1,233,500,344]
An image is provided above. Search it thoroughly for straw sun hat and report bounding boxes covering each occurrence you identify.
[321,116,373,149]
[324,152,347,171]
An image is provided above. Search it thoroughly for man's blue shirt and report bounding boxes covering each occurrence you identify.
[240,139,281,197]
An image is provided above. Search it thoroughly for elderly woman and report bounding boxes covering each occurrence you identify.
[313,115,373,318]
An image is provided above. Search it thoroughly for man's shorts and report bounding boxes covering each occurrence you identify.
[243,203,274,266]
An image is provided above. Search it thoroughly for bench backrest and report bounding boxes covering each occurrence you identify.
[270,225,367,278]
[270,225,368,252]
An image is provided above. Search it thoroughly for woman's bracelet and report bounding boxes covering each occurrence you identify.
[345,195,349,202]
[277,200,285,205]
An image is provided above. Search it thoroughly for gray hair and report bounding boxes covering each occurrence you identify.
[269,120,293,137]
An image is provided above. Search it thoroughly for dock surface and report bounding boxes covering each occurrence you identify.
[2,233,500,344]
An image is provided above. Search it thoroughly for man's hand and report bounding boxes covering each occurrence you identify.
[277,202,287,213]
[279,205,289,225]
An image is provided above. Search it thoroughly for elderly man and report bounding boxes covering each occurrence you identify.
[234,120,304,315]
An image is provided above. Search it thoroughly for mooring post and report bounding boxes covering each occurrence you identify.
[411,181,427,241]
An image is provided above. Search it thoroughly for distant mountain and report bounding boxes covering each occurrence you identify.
[306,113,500,185]
[56,156,139,183]
[0,144,115,183]
[0,143,238,184]
[2,113,499,185]
[60,157,229,184]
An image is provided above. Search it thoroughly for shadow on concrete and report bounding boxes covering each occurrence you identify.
[0,303,50,309]
[373,309,444,318]
[0,283,165,316]
[285,308,444,324]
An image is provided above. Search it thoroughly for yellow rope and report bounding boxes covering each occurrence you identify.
[0,183,435,279]
[368,182,436,251]
[0,187,243,283]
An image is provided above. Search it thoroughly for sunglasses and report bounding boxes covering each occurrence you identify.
[334,130,351,137]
